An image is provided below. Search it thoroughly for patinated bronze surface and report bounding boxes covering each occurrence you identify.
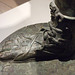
[0,0,75,75]
[55,0,75,17]
[0,1,74,61]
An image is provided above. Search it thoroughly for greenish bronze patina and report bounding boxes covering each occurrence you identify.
[0,0,75,75]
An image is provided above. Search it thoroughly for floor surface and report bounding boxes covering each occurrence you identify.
[0,0,29,14]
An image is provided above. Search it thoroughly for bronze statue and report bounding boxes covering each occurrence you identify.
[0,0,75,61]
